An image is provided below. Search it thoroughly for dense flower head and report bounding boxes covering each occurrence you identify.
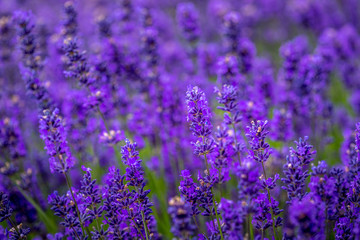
[39,108,74,173]
[246,120,272,163]
[8,223,30,240]
[252,193,282,231]
[179,170,200,216]
[215,84,241,125]
[186,86,214,159]
[220,199,243,239]
[282,137,316,202]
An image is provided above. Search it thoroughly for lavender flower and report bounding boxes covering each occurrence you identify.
[62,37,93,87]
[246,120,272,163]
[179,170,200,216]
[186,86,214,167]
[282,137,316,201]
[39,108,74,173]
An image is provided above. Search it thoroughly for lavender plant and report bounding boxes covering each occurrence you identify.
[1,0,360,239]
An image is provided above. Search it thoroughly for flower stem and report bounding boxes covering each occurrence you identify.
[64,172,87,236]
[261,162,278,240]
[8,218,19,235]
[212,196,224,240]
[249,214,254,240]
[140,209,150,240]
[231,121,242,166]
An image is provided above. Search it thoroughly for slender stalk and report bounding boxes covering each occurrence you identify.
[261,162,278,240]
[64,172,86,236]
[202,138,224,240]
[8,218,20,235]
[192,215,209,239]
[70,226,82,240]
[231,121,242,166]
[212,196,224,240]
[249,214,254,240]
[128,207,145,240]
[140,209,150,240]
[91,205,104,240]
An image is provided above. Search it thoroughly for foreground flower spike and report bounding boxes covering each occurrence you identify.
[282,137,316,202]
[246,120,282,239]
[80,166,103,226]
[40,108,86,235]
[215,84,242,165]
[39,108,74,174]
[247,120,272,163]
[120,139,158,240]
[186,86,214,170]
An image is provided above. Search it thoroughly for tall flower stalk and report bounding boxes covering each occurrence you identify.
[183,86,224,240]
[247,120,282,240]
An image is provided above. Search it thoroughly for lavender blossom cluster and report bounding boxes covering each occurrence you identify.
[1,0,360,239]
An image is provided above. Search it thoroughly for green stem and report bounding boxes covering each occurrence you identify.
[91,205,104,240]
[202,137,223,240]
[249,214,254,240]
[140,209,150,240]
[212,196,224,240]
[231,121,242,166]
[70,226,82,240]
[8,218,19,235]
[127,207,145,240]
[64,172,87,236]
[192,215,208,239]
[261,162,278,240]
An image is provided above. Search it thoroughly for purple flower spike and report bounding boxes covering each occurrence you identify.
[39,108,74,174]
[246,120,272,163]
[186,86,214,159]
